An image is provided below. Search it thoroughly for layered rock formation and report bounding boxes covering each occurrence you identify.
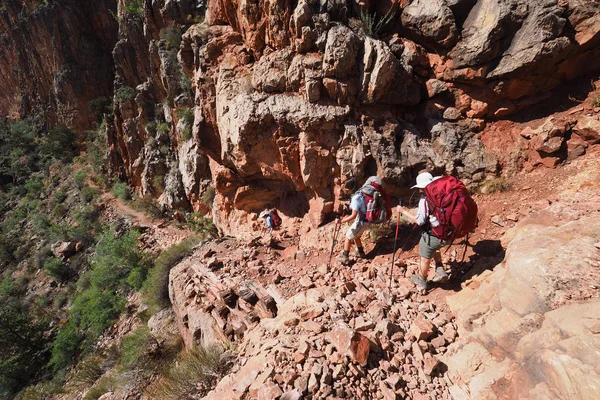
[0,0,118,129]
[103,0,600,238]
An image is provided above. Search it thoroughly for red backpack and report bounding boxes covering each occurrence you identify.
[424,176,478,241]
[360,182,392,224]
[269,209,281,227]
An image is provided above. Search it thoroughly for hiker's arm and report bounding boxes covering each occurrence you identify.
[340,209,357,224]
[397,206,418,224]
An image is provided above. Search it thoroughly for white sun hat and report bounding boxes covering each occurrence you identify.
[411,172,436,189]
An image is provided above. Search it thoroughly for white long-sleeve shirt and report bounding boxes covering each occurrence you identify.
[415,196,429,226]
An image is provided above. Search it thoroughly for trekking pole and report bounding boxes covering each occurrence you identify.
[327,210,345,271]
[389,201,403,292]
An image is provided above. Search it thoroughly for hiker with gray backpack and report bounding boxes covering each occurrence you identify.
[336,176,392,266]
[397,172,478,292]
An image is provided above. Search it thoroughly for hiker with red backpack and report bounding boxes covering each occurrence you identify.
[336,176,392,266]
[260,208,281,232]
[398,172,478,292]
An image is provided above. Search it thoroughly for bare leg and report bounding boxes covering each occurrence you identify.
[433,251,443,266]
[344,238,352,252]
[354,236,363,250]
[419,256,432,279]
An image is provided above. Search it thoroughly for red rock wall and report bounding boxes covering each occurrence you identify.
[0,0,119,129]
[105,0,600,239]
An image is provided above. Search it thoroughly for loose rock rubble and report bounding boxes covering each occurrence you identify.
[170,236,459,399]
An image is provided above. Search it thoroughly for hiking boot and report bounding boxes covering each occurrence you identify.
[355,248,367,259]
[337,253,350,266]
[411,274,428,291]
[432,266,449,283]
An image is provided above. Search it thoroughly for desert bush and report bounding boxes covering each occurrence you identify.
[87,97,112,122]
[118,326,156,370]
[111,181,130,200]
[476,177,512,194]
[156,122,170,135]
[131,195,163,218]
[359,7,395,38]
[201,186,215,207]
[51,203,67,219]
[70,355,105,389]
[124,0,143,16]
[83,376,117,400]
[89,229,143,291]
[185,213,217,238]
[44,256,70,281]
[38,124,78,165]
[144,345,233,400]
[143,237,197,311]
[160,26,182,51]
[116,85,136,102]
[591,93,600,107]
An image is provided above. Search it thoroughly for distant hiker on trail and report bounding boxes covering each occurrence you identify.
[260,208,281,232]
[398,172,478,292]
[337,176,391,266]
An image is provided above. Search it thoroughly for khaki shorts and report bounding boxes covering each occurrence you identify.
[346,219,370,240]
[419,231,447,259]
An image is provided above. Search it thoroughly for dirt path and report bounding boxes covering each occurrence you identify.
[100,193,195,252]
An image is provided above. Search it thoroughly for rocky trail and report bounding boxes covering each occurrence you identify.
[100,141,599,400]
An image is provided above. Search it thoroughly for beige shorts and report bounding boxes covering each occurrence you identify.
[346,219,370,240]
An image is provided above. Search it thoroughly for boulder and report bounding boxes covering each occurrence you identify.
[322,25,360,79]
[401,0,458,48]
[328,322,371,366]
[359,37,421,106]
[573,115,600,144]
[51,241,77,260]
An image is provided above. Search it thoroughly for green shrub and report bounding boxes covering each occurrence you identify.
[118,326,156,370]
[124,0,143,16]
[89,229,143,291]
[44,256,70,281]
[144,345,233,400]
[126,266,147,290]
[160,26,182,50]
[50,321,83,371]
[70,354,104,389]
[83,376,117,400]
[143,237,197,311]
[87,97,112,122]
[51,203,67,219]
[24,177,43,198]
[185,213,217,238]
[52,188,67,205]
[116,85,137,102]
[156,122,170,135]
[111,181,130,200]
[74,170,87,188]
[359,7,395,38]
[38,125,78,165]
[131,195,163,218]
[70,287,126,337]
[81,186,100,203]
[201,186,215,206]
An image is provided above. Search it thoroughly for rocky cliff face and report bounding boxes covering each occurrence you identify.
[0,0,118,129]
[105,0,600,239]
